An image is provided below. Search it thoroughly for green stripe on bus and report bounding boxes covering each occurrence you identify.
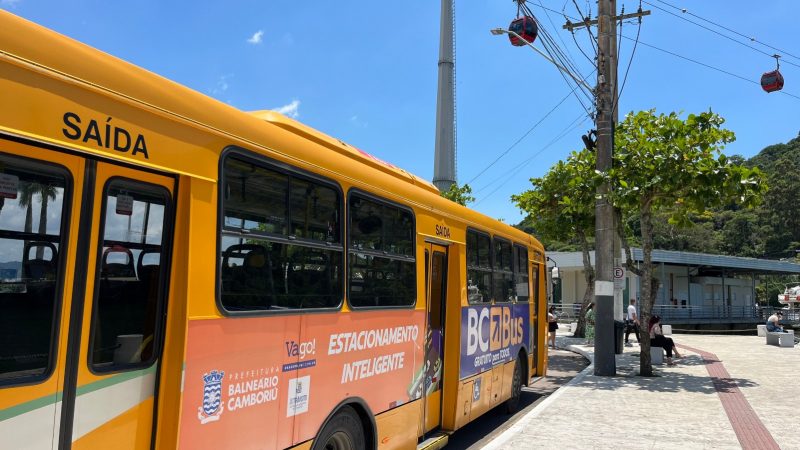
[0,366,156,421]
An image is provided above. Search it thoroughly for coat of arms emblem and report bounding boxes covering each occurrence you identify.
[197,370,225,424]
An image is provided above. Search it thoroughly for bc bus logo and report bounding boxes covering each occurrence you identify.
[460,304,529,378]
[198,370,225,424]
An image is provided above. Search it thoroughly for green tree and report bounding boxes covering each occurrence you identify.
[440,183,475,206]
[611,110,766,376]
[512,149,598,337]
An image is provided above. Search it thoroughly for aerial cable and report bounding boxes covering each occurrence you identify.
[534,0,582,73]
[465,81,578,186]
[475,112,587,195]
[642,0,800,70]
[612,1,644,117]
[620,35,800,102]
[651,0,800,63]
[474,114,589,204]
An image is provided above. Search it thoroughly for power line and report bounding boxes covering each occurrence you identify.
[621,35,800,102]
[642,0,800,70]
[613,2,644,117]
[517,2,596,116]
[465,84,575,186]
[474,113,589,204]
[651,0,800,63]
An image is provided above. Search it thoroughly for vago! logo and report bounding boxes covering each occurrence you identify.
[466,306,524,355]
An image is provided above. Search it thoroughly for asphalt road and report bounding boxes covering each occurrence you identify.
[445,349,589,449]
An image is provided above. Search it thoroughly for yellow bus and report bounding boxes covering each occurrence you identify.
[0,10,548,450]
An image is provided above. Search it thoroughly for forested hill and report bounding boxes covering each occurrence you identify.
[516,132,800,259]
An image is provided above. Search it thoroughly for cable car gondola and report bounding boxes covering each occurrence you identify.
[508,16,538,46]
[761,54,784,93]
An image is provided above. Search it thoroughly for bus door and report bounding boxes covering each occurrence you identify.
[64,160,174,449]
[0,144,174,449]
[421,243,447,434]
[0,144,80,450]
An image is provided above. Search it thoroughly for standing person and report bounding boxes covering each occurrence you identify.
[625,298,640,346]
[766,311,785,332]
[649,315,682,366]
[547,306,559,349]
[585,303,595,346]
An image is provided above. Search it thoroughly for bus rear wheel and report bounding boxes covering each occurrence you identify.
[505,355,523,414]
[313,405,365,450]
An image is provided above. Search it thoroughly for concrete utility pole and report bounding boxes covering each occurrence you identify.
[565,1,649,376]
[433,0,456,192]
[593,0,617,376]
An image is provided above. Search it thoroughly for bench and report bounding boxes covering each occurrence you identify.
[757,324,767,337]
[650,346,664,364]
[661,324,672,336]
[766,330,795,347]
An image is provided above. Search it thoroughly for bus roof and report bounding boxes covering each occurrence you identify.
[0,10,541,252]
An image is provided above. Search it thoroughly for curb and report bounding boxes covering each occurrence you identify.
[481,344,594,450]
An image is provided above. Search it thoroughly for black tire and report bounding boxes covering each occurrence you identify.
[312,405,366,450]
[504,356,523,414]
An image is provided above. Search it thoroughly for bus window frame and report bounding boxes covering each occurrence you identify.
[513,243,530,304]
[87,176,174,375]
[346,188,416,311]
[0,150,73,388]
[492,236,515,305]
[465,227,493,305]
[215,147,346,317]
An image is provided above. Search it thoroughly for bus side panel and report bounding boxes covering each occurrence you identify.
[178,310,425,449]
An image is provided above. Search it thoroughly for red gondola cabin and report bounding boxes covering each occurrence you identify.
[761,69,784,93]
[509,16,538,46]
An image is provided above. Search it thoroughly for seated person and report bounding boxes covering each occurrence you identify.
[766,311,785,333]
[649,315,682,366]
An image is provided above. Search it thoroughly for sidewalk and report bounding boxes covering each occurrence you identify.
[483,330,800,450]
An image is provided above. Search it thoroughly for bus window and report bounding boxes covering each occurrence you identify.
[89,181,170,372]
[220,154,343,311]
[348,193,415,308]
[514,245,530,303]
[466,229,491,303]
[0,157,68,385]
[493,238,514,303]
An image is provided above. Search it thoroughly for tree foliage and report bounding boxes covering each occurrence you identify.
[512,149,598,337]
[440,183,475,206]
[610,110,766,376]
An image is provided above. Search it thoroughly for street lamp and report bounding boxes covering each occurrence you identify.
[489,27,594,93]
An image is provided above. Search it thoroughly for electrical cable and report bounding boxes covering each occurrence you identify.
[474,113,589,204]
[520,2,596,114]
[651,0,800,63]
[642,0,800,70]
[475,114,588,195]
[612,1,643,118]
[535,0,584,77]
[620,35,800,102]
[464,83,577,186]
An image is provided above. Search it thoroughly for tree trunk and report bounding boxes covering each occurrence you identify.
[639,203,661,376]
[572,228,595,338]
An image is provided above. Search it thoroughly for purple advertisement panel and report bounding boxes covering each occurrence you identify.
[459,303,530,379]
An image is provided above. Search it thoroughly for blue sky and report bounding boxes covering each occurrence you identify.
[3,1,798,224]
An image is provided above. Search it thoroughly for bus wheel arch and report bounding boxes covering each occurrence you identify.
[311,398,376,450]
[505,351,527,414]
[518,347,530,386]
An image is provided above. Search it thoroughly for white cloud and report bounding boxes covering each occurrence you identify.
[349,115,368,128]
[247,30,264,45]
[273,100,300,118]
[211,74,233,96]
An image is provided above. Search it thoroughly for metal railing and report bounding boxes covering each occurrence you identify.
[550,304,800,323]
